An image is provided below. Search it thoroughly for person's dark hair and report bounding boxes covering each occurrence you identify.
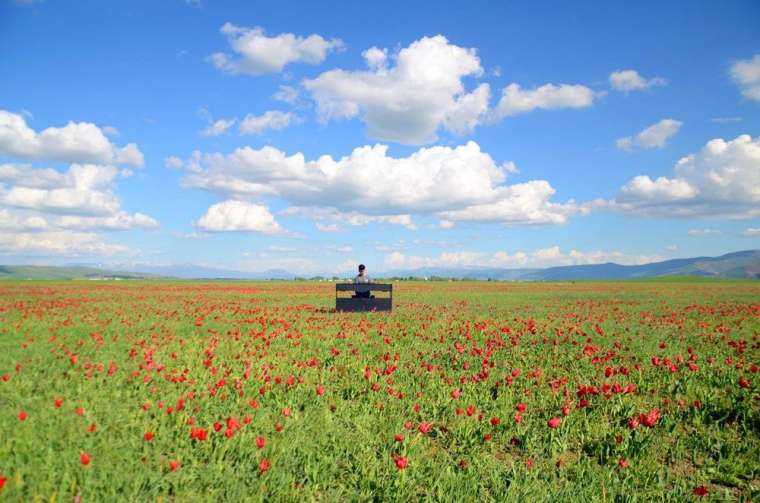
[358,264,366,271]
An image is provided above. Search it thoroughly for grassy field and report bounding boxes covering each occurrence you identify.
[0,280,758,501]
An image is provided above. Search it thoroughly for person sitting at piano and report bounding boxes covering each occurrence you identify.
[353,264,372,298]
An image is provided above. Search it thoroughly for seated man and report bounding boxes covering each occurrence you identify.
[353,264,372,298]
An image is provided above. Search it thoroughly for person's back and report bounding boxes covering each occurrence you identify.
[354,273,370,284]
[354,264,371,297]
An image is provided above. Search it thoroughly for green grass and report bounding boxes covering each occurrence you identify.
[0,280,758,501]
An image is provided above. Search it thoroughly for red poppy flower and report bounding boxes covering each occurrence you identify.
[144,431,154,441]
[547,417,561,429]
[169,460,179,471]
[256,436,265,449]
[516,403,526,412]
[18,410,28,421]
[641,408,660,428]
[394,456,408,470]
[259,459,270,473]
[618,458,629,468]
[394,433,404,442]
[693,485,708,497]
[227,416,241,429]
[0,475,6,490]
[80,452,91,466]
[316,385,325,396]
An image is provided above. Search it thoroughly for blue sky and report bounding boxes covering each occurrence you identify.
[0,0,758,274]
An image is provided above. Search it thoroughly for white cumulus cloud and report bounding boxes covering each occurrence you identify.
[617,119,682,151]
[612,134,760,218]
[282,206,417,230]
[619,176,697,202]
[209,23,343,75]
[0,110,143,166]
[437,180,590,225]
[730,54,760,101]
[742,228,760,237]
[195,199,285,234]
[0,163,124,216]
[0,117,154,257]
[239,111,299,135]
[304,35,599,144]
[0,209,48,231]
[493,83,597,119]
[609,69,667,93]
[304,35,489,144]
[0,161,158,256]
[0,231,133,256]
[273,85,300,105]
[52,212,158,231]
[179,141,583,226]
[201,118,236,137]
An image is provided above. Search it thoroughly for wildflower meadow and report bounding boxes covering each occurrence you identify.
[0,279,758,501]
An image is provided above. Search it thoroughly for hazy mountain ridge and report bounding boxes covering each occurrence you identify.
[380,267,540,280]
[519,250,760,280]
[0,265,160,280]
[1,250,758,280]
[108,263,296,280]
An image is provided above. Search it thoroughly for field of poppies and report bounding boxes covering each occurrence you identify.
[0,279,758,501]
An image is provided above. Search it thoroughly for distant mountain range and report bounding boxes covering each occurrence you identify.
[381,267,540,280]
[0,265,159,280]
[108,263,296,280]
[386,250,760,280]
[1,250,758,281]
[0,263,299,280]
[520,250,760,280]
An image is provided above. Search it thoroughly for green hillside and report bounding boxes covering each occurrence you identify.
[0,266,159,280]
